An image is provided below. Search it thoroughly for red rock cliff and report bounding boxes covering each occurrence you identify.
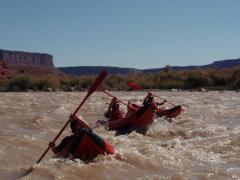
[0,49,54,67]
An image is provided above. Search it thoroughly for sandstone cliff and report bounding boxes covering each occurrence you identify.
[0,49,54,67]
[0,49,63,84]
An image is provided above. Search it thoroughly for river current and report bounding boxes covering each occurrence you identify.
[0,91,239,179]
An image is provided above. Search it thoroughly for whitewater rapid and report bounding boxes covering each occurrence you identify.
[0,91,239,179]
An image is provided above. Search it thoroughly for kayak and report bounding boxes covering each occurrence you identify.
[103,102,156,135]
[128,103,183,119]
[55,133,114,162]
[73,135,114,161]
[95,103,184,135]
[156,105,183,119]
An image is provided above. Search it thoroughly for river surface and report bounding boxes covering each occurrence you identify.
[0,91,239,180]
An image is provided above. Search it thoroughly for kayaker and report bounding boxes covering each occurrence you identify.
[143,92,167,107]
[49,114,115,162]
[143,93,181,122]
[105,97,125,121]
[143,92,155,106]
[102,95,160,135]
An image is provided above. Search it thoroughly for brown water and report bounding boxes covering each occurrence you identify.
[0,91,239,180]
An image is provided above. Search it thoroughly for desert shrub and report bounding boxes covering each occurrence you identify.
[232,77,240,88]
[27,77,57,91]
[3,65,240,91]
[60,77,81,91]
[210,73,227,86]
[5,75,57,91]
[79,76,94,89]
[6,75,31,91]
[185,71,211,88]
[228,67,240,88]
[157,79,185,89]
[104,75,128,90]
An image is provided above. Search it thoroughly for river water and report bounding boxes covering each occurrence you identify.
[0,91,239,180]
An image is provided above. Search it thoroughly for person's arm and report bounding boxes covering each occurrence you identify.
[105,97,117,117]
[143,96,148,103]
[157,100,167,106]
[105,111,110,118]
[143,94,150,105]
[49,142,57,154]
[49,136,72,154]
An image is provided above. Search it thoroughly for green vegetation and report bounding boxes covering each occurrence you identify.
[1,66,240,92]
[5,75,57,91]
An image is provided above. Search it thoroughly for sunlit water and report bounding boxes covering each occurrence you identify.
[0,91,239,179]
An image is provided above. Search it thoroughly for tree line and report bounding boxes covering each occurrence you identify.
[0,66,240,92]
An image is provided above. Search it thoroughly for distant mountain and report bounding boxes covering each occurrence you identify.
[58,58,240,75]
[143,58,240,73]
[208,59,240,68]
[58,66,141,75]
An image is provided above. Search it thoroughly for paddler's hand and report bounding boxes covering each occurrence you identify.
[105,111,110,118]
[49,142,55,148]
[49,142,58,154]
[70,114,78,121]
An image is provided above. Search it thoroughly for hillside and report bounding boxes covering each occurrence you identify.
[58,66,141,76]
[58,58,240,75]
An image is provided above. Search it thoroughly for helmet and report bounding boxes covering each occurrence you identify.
[70,115,90,131]
[148,92,154,97]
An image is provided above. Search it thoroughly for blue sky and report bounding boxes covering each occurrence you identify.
[0,0,240,69]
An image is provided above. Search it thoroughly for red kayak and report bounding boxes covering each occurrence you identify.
[55,133,114,162]
[127,103,183,119]
[73,135,114,161]
[95,103,184,135]
[156,105,183,119]
[103,102,155,135]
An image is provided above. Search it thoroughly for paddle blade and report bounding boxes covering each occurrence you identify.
[88,70,108,95]
[127,82,142,90]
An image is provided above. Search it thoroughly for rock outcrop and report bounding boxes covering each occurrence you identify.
[0,49,54,67]
[0,62,13,82]
[0,49,63,84]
